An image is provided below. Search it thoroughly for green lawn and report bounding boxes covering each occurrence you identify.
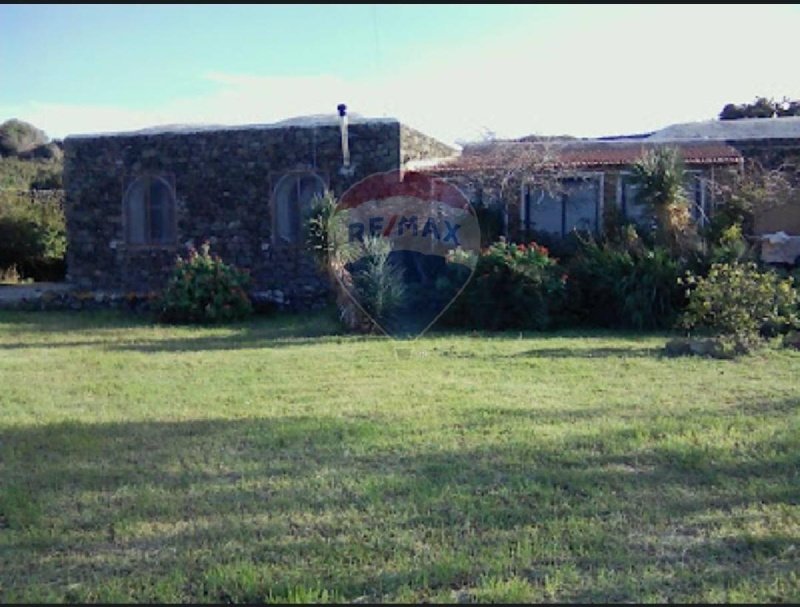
[0,310,798,603]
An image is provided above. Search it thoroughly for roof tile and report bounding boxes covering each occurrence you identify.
[428,140,742,172]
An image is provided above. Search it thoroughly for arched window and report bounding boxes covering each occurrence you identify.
[123,175,176,246]
[273,172,326,244]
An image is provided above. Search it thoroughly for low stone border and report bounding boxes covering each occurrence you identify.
[0,287,159,313]
[666,333,800,358]
[0,285,332,314]
[664,337,744,359]
[249,289,331,314]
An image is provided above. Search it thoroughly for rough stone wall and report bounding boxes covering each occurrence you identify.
[64,121,403,307]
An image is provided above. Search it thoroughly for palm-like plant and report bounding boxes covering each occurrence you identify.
[630,147,699,256]
[350,236,407,323]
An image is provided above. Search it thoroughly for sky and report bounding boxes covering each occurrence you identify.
[2,4,800,145]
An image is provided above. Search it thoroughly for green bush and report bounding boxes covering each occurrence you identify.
[0,157,62,190]
[0,119,48,157]
[20,142,63,162]
[159,243,253,324]
[0,190,66,281]
[0,148,65,281]
[707,223,753,264]
[680,262,799,343]
[565,232,685,330]
[444,239,566,330]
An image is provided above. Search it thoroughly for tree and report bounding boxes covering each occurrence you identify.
[708,160,800,240]
[719,96,800,120]
[0,119,49,157]
[443,138,561,243]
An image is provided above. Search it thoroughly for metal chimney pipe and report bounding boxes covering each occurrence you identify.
[337,103,350,169]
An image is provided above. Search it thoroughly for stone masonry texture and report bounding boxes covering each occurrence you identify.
[64,120,455,309]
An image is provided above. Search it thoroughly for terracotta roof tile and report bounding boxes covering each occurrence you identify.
[427,140,742,172]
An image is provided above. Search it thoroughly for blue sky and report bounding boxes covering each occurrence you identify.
[2,4,800,144]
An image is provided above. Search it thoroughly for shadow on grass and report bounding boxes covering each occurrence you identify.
[0,309,675,357]
[0,309,152,333]
[1,400,798,602]
[0,309,353,352]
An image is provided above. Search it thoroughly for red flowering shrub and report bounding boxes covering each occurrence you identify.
[441,239,567,330]
[159,242,252,324]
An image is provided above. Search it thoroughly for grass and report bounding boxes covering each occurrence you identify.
[0,309,798,603]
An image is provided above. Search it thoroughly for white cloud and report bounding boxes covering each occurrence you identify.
[0,74,364,140]
[3,5,799,144]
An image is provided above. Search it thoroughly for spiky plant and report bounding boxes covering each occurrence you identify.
[630,147,699,256]
[350,236,406,324]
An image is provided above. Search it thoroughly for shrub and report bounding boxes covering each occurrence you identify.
[0,119,48,157]
[159,242,253,324]
[0,190,66,281]
[444,239,566,330]
[303,190,339,271]
[679,262,799,344]
[20,142,63,162]
[707,223,753,264]
[347,236,407,325]
[0,157,63,190]
[565,232,685,330]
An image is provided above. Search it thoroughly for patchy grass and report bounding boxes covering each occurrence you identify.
[0,309,798,603]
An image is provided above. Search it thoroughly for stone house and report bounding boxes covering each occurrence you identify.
[63,114,455,308]
[645,116,800,238]
[423,116,800,246]
[63,113,800,310]
[424,139,743,244]
[646,115,800,179]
